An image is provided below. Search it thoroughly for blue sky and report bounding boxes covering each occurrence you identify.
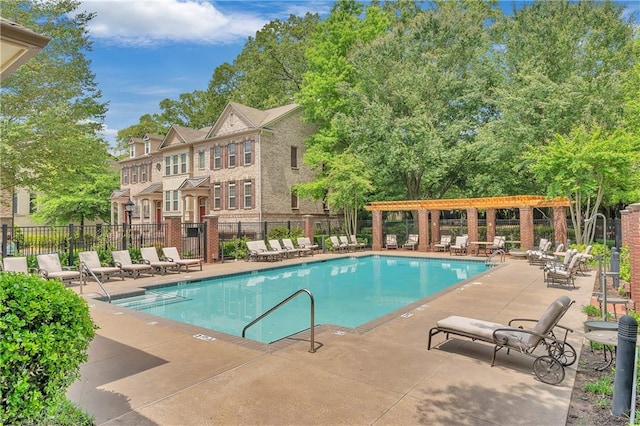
[78,0,639,148]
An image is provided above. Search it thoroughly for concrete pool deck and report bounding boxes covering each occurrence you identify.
[68,251,596,425]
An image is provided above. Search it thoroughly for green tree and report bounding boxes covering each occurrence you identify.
[1,0,109,201]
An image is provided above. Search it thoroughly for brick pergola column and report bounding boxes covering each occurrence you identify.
[165,216,182,249]
[486,208,496,242]
[204,215,219,263]
[466,208,478,243]
[303,215,314,242]
[519,206,534,249]
[372,210,383,251]
[626,204,640,305]
[430,209,440,251]
[418,209,429,252]
[621,209,630,248]
[553,206,568,246]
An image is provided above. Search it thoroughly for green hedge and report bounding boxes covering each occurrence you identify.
[0,273,96,424]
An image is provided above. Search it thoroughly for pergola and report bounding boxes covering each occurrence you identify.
[365,195,571,251]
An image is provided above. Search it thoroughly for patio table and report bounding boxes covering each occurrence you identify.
[468,241,492,256]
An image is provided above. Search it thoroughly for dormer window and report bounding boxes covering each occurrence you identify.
[129,145,135,158]
[144,140,151,154]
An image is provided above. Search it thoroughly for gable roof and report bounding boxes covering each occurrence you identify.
[159,125,208,149]
[206,102,299,139]
[178,176,210,190]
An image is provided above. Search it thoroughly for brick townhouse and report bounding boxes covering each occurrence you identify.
[110,101,329,227]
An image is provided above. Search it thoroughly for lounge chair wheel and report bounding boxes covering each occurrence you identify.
[547,341,577,367]
[533,356,565,385]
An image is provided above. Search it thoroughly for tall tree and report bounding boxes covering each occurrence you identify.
[1,0,109,200]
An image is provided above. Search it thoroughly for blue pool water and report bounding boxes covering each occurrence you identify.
[112,255,491,343]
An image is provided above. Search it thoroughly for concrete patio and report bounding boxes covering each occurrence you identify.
[67,251,595,425]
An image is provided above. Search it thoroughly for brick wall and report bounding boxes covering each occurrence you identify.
[622,204,640,304]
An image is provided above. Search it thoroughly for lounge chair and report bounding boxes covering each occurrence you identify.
[283,238,310,256]
[269,239,296,258]
[485,236,506,255]
[2,256,34,274]
[403,234,419,250]
[545,253,581,288]
[428,295,576,385]
[434,235,451,252]
[297,237,320,253]
[385,234,398,250]
[350,235,365,250]
[140,247,180,275]
[539,243,565,264]
[449,235,468,255]
[162,247,203,272]
[340,235,357,251]
[112,250,154,278]
[330,236,348,252]
[37,253,82,285]
[576,245,593,274]
[527,239,551,265]
[79,251,124,282]
[246,240,279,261]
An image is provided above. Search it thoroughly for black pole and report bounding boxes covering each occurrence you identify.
[612,315,638,417]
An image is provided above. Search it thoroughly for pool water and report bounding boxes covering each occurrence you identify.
[112,255,491,343]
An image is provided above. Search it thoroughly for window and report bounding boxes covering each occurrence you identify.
[141,164,147,182]
[291,146,298,168]
[213,184,221,209]
[173,190,179,211]
[172,155,179,174]
[228,182,236,209]
[131,166,138,183]
[143,200,150,218]
[244,141,252,165]
[228,144,236,167]
[198,151,205,169]
[144,140,151,154]
[129,144,135,158]
[122,168,129,184]
[244,180,252,208]
[165,191,171,211]
[180,153,187,173]
[291,191,299,209]
[165,157,171,176]
[213,146,221,169]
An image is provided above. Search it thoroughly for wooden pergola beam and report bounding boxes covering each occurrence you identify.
[365,195,570,211]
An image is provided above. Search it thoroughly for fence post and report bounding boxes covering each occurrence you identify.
[263,221,267,241]
[1,224,7,258]
[68,224,75,267]
[121,223,128,250]
[237,221,242,239]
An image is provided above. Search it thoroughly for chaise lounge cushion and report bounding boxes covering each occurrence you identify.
[435,316,529,346]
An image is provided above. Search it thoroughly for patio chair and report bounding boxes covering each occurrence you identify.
[269,239,296,258]
[340,235,358,251]
[350,235,366,250]
[283,238,310,256]
[140,247,180,275]
[79,251,124,282]
[403,234,419,250]
[434,235,451,252]
[37,253,82,285]
[297,237,320,253]
[428,295,576,385]
[485,236,506,255]
[246,240,280,261]
[2,256,34,274]
[545,254,581,288]
[385,234,398,250]
[330,236,348,252]
[112,250,154,279]
[528,240,552,265]
[162,247,203,272]
[576,245,593,274]
[539,243,565,265]
[449,235,468,255]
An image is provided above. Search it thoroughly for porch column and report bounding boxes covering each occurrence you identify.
[519,206,534,250]
[418,209,428,252]
[165,216,182,249]
[467,208,479,244]
[626,204,640,306]
[303,215,314,244]
[486,208,496,241]
[430,210,441,251]
[553,206,568,246]
[204,215,219,263]
[372,210,383,251]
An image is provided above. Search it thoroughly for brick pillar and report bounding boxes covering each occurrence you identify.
[486,208,496,242]
[430,209,441,251]
[418,209,428,252]
[303,215,314,242]
[466,208,478,243]
[519,206,534,250]
[621,209,630,248]
[165,216,182,250]
[553,206,568,246]
[372,210,383,251]
[204,215,219,263]
[627,204,640,305]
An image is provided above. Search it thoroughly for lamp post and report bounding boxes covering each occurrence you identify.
[125,199,134,248]
[585,213,607,320]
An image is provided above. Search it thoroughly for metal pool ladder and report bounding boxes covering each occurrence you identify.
[242,288,316,353]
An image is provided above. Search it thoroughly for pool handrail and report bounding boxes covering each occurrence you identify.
[242,288,316,353]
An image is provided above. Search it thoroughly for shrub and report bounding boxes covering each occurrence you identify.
[0,273,96,424]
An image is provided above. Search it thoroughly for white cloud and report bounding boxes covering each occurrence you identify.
[79,0,266,46]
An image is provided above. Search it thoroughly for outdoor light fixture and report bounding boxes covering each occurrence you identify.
[125,199,134,224]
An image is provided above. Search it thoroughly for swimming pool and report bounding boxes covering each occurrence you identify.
[112,255,491,343]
